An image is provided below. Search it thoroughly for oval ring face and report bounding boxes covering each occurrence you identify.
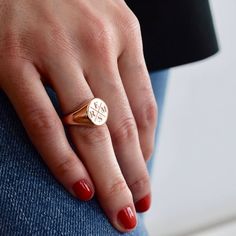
[87,98,108,126]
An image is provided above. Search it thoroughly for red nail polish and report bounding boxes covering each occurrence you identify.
[117,206,136,230]
[72,180,93,201]
[135,194,151,212]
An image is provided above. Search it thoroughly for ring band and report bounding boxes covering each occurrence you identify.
[62,98,108,127]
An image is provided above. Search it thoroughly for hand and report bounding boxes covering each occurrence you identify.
[0,0,157,232]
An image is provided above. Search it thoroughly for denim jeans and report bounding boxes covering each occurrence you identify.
[0,70,169,236]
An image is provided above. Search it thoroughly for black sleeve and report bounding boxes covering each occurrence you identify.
[125,0,219,71]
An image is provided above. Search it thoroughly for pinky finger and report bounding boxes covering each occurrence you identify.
[1,60,94,201]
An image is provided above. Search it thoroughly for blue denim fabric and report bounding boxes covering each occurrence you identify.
[0,70,168,236]
[148,70,169,174]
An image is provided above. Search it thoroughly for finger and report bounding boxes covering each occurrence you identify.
[45,56,137,232]
[1,59,94,201]
[118,22,158,162]
[85,53,151,212]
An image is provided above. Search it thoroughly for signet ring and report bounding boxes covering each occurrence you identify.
[62,98,108,127]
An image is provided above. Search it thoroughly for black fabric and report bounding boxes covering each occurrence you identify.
[125,0,219,71]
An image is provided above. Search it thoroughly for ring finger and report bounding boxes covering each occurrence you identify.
[84,56,151,213]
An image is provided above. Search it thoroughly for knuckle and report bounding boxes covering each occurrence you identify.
[112,117,137,146]
[95,27,113,45]
[128,174,150,194]
[79,125,111,146]
[84,21,115,59]
[112,1,141,39]
[91,22,113,47]
[126,14,140,33]
[94,30,114,57]
[137,100,158,130]
[54,155,78,177]
[26,108,61,138]
[121,11,141,37]
[104,178,129,199]
[100,76,122,93]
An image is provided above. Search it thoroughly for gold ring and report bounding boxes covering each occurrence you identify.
[62,98,108,127]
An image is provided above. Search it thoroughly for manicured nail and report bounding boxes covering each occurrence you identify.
[117,206,136,230]
[72,179,93,201]
[135,194,151,212]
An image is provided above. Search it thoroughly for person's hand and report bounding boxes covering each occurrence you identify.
[0,0,157,232]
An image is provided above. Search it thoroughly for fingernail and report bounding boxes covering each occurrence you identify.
[117,206,136,230]
[135,194,151,212]
[72,179,93,201]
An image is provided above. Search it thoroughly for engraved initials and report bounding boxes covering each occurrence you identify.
[89,110,96,118]
[88,98,108,125]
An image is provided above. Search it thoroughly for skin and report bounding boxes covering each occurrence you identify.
[0,0,157,232]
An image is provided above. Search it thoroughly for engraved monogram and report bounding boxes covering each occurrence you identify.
[87,98,108,125]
